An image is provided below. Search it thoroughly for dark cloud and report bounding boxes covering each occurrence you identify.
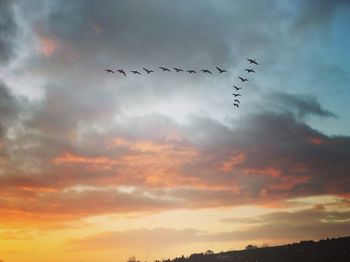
[269,92,336,118]
[0,82,18,126]
[217,208,350,242]
[0,82,18,150]
[1,92,349,222]
[0,0,17,64]
[181,95,349,199]
[293,0,350,36]
[27,0,295,79]
[41,0,239,65]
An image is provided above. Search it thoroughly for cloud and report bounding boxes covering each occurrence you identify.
[68,227,202,250]
[0,0,17,64]
[68,207,350,250]
[0,0,349,228]
[1,94,349,224]
[293,0,350,36]
[40,0,239,66]
[0,82,18,132]
[0,187,182,225]
[0,82,19,170]
[38,35,58,56]
[217,207,350,242]
[269,92,336,118]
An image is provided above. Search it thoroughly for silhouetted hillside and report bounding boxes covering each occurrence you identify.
[166,236,350,262]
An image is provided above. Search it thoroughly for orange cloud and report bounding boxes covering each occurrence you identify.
[308,137,326,145]
[53,153,117,170]
[243,167,282,178]
[39,36,58,56]
[269,175,310,191]
[218,152,245,172]
[53,138,199,187]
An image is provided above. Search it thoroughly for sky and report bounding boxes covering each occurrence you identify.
[0,0,350,261]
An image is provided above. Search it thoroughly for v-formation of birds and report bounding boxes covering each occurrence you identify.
[104,66,228,75]
[105,58,259,109]
[232,58,259,109]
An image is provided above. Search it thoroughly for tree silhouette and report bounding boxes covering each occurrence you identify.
[245,244,258,250]
[127,256,140,262]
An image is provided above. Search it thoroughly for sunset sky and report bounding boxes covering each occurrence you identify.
[1,0,350,262]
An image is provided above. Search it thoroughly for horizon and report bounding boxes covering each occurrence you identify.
[0,1,350,262]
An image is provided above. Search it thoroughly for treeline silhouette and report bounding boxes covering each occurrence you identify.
[140,236,350,262]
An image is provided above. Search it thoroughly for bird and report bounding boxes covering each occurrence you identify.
[247,58,259,65]
[232,93,241,97]
[187,70,196,73]
[105,69,115,73]
[245,69,255,73]
[233,103,239,108]
[216,67,227,73]
[201,69,212,74]
[131,70,141,75]
[238,76,248,82]
[173,67,184,72]
[118,69,126,77]
[159,67,171,72]
[234,99,240,103]
[143,68,154,74]
[233,85,242,91]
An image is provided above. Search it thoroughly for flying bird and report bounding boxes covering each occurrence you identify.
[232,93,241,97]
[131,70,141,75]
[245,69,255,73]
[233,103,239,108]
[247,58,259,65]
[160,67,171,72]
[233,86,242,91]
[104,69,115,73]
[118,69,126,77]
[201,69,212,74]
[187,70,196,73]
[216,67,227,73]
[143,68,154,74]
[173,67,184,72]
[238,76,248,82]
[234,99,240,103]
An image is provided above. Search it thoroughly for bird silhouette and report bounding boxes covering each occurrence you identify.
[201,69,212,74]
[245,69,255,73]
[143,68,154,74]
[131,70,141,75]
[105,69,115,73]
[233,103,239,108]
[173,67,183,72]
[216,67,227,73]
[234,99,240,103]
[247,58,259,65]
[187,70,196,73]
[232,93,241,97]
[160,67,171,72]
[238,76,248,82]
[233,86,242,91]
[117,69,126,76]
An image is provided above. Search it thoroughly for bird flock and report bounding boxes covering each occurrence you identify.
[232,58,259,108]
[104,58,260,109]
[104,66,228,75]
